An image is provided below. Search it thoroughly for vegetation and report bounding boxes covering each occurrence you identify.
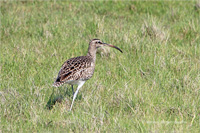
[1,1,200,132]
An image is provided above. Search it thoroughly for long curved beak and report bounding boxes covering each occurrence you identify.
[103,43,123,53]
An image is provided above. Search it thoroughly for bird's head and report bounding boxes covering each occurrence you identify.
[89,39,123,53]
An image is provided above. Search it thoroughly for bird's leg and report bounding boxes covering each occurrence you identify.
[71,85,74,96]
[70,81,85,111]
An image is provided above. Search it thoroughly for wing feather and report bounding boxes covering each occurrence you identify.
[53,56,93,87]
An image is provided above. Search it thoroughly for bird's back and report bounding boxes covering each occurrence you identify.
[53,56,95,87]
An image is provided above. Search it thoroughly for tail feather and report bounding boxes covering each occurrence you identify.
[53,82,64,87]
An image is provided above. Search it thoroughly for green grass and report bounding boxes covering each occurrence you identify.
[1,1,200,132]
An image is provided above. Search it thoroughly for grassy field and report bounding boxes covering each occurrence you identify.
[1,1,200,132]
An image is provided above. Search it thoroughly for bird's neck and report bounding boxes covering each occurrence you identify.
[87,45,97,62]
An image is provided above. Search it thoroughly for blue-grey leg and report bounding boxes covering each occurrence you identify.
[71,85,74,95]
[70,81,85,111]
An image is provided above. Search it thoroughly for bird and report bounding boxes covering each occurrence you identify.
[53,39,123,111]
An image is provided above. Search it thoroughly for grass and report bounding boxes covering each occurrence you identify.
[1,1,200,132]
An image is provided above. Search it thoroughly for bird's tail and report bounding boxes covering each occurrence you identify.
[53,82,64,87]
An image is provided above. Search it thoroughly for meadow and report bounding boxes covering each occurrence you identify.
[1,1,200,132]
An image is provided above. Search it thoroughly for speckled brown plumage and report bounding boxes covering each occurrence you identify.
[53,56,95,87]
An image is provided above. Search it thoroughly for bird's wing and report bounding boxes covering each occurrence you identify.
[53,56,92,86]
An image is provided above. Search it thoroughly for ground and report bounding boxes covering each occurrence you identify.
[0,1,200,132]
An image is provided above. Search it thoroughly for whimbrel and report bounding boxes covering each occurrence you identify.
[53,39,123,110]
